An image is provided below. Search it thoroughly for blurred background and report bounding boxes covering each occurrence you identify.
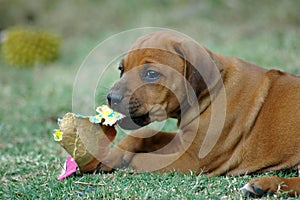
[0,0,300,198]
[1,0,300,67]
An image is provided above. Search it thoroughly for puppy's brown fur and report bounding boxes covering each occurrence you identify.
[102,31,300,197]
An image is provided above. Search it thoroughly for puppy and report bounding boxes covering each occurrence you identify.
[102,31,300,197]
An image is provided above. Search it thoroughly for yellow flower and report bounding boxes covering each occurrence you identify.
[53,129,63,141]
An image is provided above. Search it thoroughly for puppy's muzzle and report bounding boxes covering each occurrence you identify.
[106,92,149,130]
[107,93,123,108]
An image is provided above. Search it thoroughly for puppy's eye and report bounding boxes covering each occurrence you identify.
[118,65,124,78]
[143,70,161,82]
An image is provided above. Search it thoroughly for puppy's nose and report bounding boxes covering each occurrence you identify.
[107,93,123,107]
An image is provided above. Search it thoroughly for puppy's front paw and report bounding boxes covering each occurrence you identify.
[100,148,135,171]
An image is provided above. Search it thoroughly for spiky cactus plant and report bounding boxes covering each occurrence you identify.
[1,27,60,67]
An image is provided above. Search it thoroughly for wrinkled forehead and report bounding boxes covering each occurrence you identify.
[122,32,186,69]
[130,31,186,50]
[122,48,184,73]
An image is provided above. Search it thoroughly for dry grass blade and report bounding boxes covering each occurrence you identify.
[74,181,105,187]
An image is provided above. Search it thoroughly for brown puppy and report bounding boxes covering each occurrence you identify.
[102,31,300,197]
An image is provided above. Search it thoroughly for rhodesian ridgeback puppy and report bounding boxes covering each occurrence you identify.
[101,31,300,197]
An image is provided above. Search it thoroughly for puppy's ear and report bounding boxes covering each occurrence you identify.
[174,40,223,106]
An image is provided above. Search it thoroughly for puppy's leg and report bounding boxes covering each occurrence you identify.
[100,129,180,171]
[128,150,200,173]
[241,176,300,197]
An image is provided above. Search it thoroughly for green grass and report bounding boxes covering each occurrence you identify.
[1,0,300,199]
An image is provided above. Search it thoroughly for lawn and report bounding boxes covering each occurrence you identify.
[1,1,300,199]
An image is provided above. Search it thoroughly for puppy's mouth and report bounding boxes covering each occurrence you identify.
[108,96,151,130]
[117,112,150,130]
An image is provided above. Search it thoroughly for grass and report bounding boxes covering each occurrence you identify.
[0,0,300,199]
